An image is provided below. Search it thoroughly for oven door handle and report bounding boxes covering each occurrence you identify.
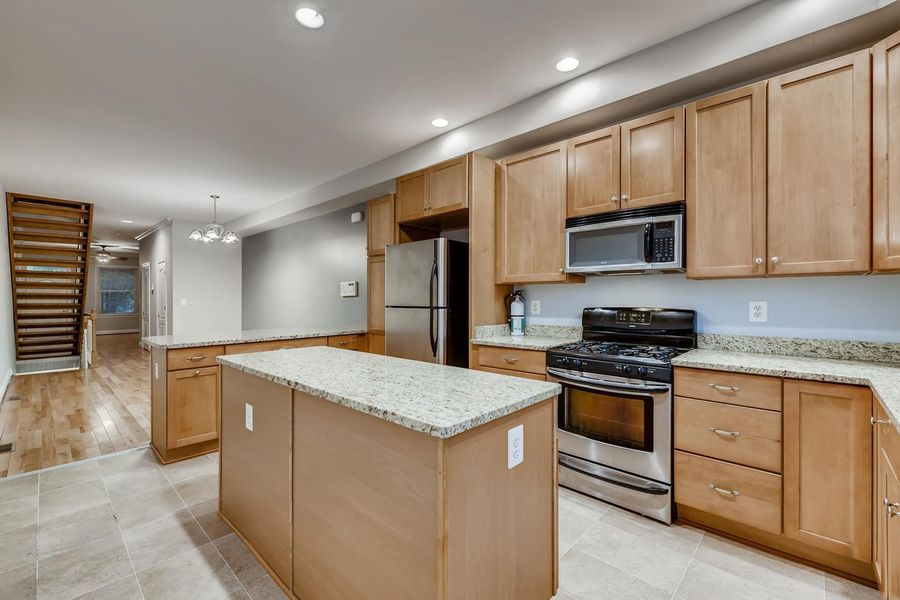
[547,368,670,394]
[559,454,670,495]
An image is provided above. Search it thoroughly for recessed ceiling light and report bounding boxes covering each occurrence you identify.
[295,7,325,29]
[431,118,449,128]
[556,57,580,73]
[121,219,133,224]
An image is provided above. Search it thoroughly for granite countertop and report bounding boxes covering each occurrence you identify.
[470,335,579,351]
[143,327,366,350]
[218,346,561,439]
[672,349,900,433]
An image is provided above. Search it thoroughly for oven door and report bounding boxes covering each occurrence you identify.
[548,368,672,485]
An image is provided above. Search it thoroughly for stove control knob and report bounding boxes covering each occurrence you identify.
[559,357,570,367]
[571,358,583,369]
[621,364,632,375]
[637,366,648,377]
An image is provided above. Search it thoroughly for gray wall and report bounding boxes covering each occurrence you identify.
[519,274,900,342]
[0,178,15,392]
[242,203,367,330]
[171,220,242,335]
[84,253,141,335]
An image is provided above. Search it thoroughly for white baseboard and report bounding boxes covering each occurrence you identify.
[0,367,13,404]
[97,329,140,336]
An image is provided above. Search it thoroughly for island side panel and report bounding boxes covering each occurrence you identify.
[150,346,167,456]
[444,398,556,600]
[219,366,293,587]
[292,390,441,600]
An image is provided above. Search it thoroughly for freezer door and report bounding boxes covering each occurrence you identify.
[385,239,447,308]
[385,307,447,364]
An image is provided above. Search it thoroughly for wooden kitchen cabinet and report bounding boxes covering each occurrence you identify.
[686,83,767,278]
[620,107,685,209]
[428,155,469,215]
[767,51,871,275]
[366,194,395,256]
[566,126,621,217]
[783,379,872,562]
[497,142,582,284]
[166,366,219,450]
[874,30,900,273]
[367,255,385,333]
[874,401,900,598]
[396,169,428,222]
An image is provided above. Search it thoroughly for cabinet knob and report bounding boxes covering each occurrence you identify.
[611,195,619,202]
[872,417,893,426]
[770,256,780,264]
[621,194,629,202]
[886,497,900,518]
[754,257,763,265]
[558,268,565,273]
[194,370,201,376]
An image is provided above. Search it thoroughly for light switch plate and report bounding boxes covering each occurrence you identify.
[749,301,768,323]
[245,403,253,432]
[507,424,524,469]
[180,298,188,306]
[340,281,358,298]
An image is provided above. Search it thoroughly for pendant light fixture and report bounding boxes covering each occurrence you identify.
[188,195,239,244]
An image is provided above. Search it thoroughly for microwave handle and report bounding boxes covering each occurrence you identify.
[643,224,653,263]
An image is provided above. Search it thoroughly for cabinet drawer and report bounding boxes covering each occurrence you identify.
[675,397,782,473]
[167,346,224,370]
[675,368,782,411]
[675,451,782,534]
[476,346,546,376]
[477,365,547,381]
[225,338,326,355]
[328,335,361,351]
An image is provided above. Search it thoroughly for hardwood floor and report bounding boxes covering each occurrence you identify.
[0,333,150,478]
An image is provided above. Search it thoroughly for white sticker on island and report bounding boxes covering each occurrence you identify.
[245,403,253,432]
[507,424,524,470]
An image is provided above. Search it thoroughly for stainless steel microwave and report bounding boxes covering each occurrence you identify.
[564,203,685,274]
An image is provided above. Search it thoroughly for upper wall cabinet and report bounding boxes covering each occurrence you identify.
[567,126,621,217]
[621,107,685,209]
[366,194,395,256]
[686,83,767,278]
[497,142,581,284]
[396,155,469,224]
[874,31,900,273]
[767,51,871,276]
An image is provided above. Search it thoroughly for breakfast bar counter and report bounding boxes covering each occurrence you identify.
[216,346,561,600]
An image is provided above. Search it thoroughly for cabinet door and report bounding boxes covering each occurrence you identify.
[428,155,468,215]
[497,142,569,283]
[767,51,871,275]
[366,194,394,256]
[367,333,384,355]
[874,31,900,272]
[875,403,891,589]
[396,169,428,222]
[888,459,900,600]
[686,83,767,278]
[621,107,685,209]
[783,380,872,561]
[167,366,219,449]
[566,126,621,217]
[367,255,385,333]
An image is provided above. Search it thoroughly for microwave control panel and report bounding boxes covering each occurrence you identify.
[652,221,676,263]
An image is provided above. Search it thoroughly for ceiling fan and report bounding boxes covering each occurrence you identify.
[90,244,128,264]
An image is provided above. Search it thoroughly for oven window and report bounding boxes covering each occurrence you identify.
[568,224,646,268]
[563,387,653,451]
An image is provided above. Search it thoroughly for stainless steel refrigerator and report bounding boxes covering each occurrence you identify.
[385,238,468,366]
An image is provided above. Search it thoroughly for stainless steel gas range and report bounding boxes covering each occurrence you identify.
[547,307,696,524]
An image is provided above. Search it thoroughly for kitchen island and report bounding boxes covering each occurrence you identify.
[217,346,561,600]
[143,328,365,463]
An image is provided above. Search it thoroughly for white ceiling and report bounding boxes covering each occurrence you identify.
[0,0,763,245]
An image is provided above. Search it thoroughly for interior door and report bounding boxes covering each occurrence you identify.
[156,259,168,335]
[141,263,150,339]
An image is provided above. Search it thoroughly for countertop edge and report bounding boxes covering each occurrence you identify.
[217,357,561,439]
[145,329,367,350]
[470,336,579,351]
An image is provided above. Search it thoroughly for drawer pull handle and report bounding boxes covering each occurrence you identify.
[886,498,900,518]
[336,341,349,346]
[188,355,207,361]
[194,370,201,376]
[708,427,741,438]
[503,356,520,364]
[871,417,893,426]
[709,384,741,392]
[709,484,740,497]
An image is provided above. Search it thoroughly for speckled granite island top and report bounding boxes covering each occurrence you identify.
[673,349,900,433]
[143,327,366,349]
[218,346,561,438]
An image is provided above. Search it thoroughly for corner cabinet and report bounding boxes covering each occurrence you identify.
[497,142,582,284]
[767,51,871,275]
[686,82,767,278]
[874,30,900,273]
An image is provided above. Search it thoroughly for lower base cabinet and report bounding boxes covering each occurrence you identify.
[472,345,548,380]
[875,401,900,599]
[167,366,219,449]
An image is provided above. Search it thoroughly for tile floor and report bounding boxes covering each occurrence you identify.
[0,446,881,600]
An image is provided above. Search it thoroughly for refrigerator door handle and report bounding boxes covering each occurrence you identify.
[429,258,438,356]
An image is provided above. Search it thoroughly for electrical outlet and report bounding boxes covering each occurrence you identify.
[507,424,524,469]
[153,362,159,380]
[530,300,541,315]
[245,403,254,432]
[180,298,188,306]
[749,301,768,323]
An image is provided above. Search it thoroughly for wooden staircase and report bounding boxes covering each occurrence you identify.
[6,193,94,361]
